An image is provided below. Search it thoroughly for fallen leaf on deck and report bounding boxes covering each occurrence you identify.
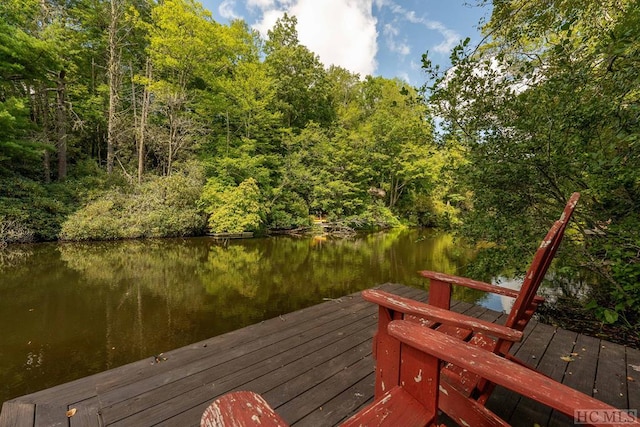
[630,364,640,372]
[66,408,77,417]
[561,356,575,362]
[153,353,167,364]
[628,376,635,382]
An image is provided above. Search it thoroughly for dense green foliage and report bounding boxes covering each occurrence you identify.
[59,163,206,240]
[0,1,450,245]
[200,177,264,233]
[423,0,640,327]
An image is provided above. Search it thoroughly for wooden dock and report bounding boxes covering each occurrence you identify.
[1,283,638,427]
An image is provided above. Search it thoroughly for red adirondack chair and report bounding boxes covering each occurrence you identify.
[200,318,638,427]
[362,192,580,426]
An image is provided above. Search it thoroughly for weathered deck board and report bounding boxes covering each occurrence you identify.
[1,283,637,427]
[508,327,579,427]
[0,402,34,427]
[628,348,640,411]
[595,341,629,408]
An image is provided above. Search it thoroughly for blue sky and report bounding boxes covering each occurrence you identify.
[199,0,491,86]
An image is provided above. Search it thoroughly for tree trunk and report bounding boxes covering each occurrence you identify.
[226,110,230,154]
[138,60,151,183]
[32,83,52,183]
[106,0,120,174]
[167,110,175,176]
[40,87,51,183]
[387,176,405,209]
[56,70,67,181]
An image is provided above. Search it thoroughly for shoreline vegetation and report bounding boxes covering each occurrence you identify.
[1,2,638,341]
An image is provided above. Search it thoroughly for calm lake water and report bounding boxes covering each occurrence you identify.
[0,228,502,403]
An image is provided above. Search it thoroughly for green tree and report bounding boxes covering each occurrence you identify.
[200,177,265,233]
[359,77,435,209]
[198,20,281,193]
[424,0,640,325]
[264,14,334,130]
[0,1,60,180]
[145,0,219,175]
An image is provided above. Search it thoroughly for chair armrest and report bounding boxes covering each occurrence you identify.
[201,390,288,427]
[388,321,639,426]
[419,270,545,304]
[420,270,518,298]
[362,289,523,342]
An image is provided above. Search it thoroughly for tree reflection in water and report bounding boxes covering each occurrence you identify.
[0,229,480,403]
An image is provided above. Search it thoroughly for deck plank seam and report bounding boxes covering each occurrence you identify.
[141,324,380,424]
[100,303,381,425]
[93,298,381,408]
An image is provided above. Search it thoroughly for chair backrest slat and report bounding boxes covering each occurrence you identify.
[504,192,580,330]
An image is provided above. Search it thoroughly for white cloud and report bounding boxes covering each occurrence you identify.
[251,0,378,77]
[383,23,410,56]
[219,0,242,20]
[247,0,275,9]
[423,20,460,54]
[397,71,410,83]
[379,0,461,54]
[382,22,398,37]
[403,10,420,24]
[252,9,284,36]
